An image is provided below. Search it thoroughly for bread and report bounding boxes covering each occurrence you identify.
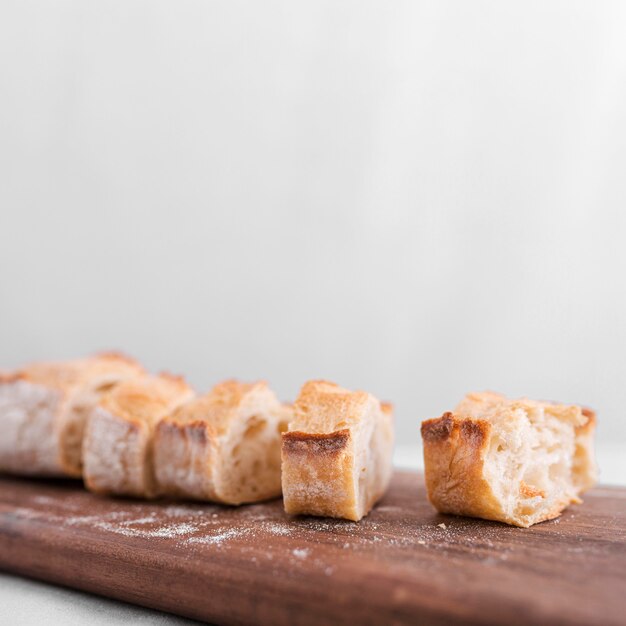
[154,380,291,504]
[0,353,143,477]
[281,380,394,521]
[82,374,194,497]
[421,391,597,527]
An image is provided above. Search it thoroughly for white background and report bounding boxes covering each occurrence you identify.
[1,1,625,465]
[1,3,625,622]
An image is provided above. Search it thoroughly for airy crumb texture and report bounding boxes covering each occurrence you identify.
[0,353,144,477]
[82,374,194,498]
[421,391,597,527]
[154,380,291,505]
[282,380,394,522]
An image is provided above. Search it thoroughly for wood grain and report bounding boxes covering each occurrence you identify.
[0,471,624,626]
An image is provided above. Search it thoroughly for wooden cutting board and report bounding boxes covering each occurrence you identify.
[0,471,624,626]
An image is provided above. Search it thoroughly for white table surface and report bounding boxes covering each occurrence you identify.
[1,574,200,625]
[3,444,624,625]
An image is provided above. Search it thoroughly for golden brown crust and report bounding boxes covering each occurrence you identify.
[292,380,372,433]
[573,407,597,493]
[82,374,193,497]
[421,412,456,442]
[99,374,192,425]
[282,430,350,456]
[153,380,285,504]
[92,351,140,365]
[421,393,598,527]
[282,428,357,520]
[0,372,24,384]
[165,379,267,436]
[380,401,394,418]
[282,380,393,521]
[421,413,505,523]
[14,353,144,395]
[577,407,596,434]
[0,354,145,478]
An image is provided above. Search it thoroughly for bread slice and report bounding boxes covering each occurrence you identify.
[281,380,394,521]
[0,353,143,477]
[154,380,291,504]
[82,374,193,498]
[421,391,597,527]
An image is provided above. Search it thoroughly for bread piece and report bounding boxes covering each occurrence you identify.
[281,381,394,521]
[154,380,290,504]
[0,353,143,477]
[573,407,597,493]
[421,391,597,527]
[83,374,193,498]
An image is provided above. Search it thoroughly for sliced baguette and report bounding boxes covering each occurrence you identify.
[154,380,290,504]
[82,374,193,497]
[421,391,597,527]
[0,353,143,477]
[281,380,394,521]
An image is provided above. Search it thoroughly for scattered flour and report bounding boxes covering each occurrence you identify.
[292,548,310,560]
[8,481,532,567]
[262,523,291,536]
[141,522,200,538]
[33,495,57,506]
[119,516,156,525]
[90,521,200,539]
[65,514,109,526]
[187,528,251,545]
[163,505,212,518]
